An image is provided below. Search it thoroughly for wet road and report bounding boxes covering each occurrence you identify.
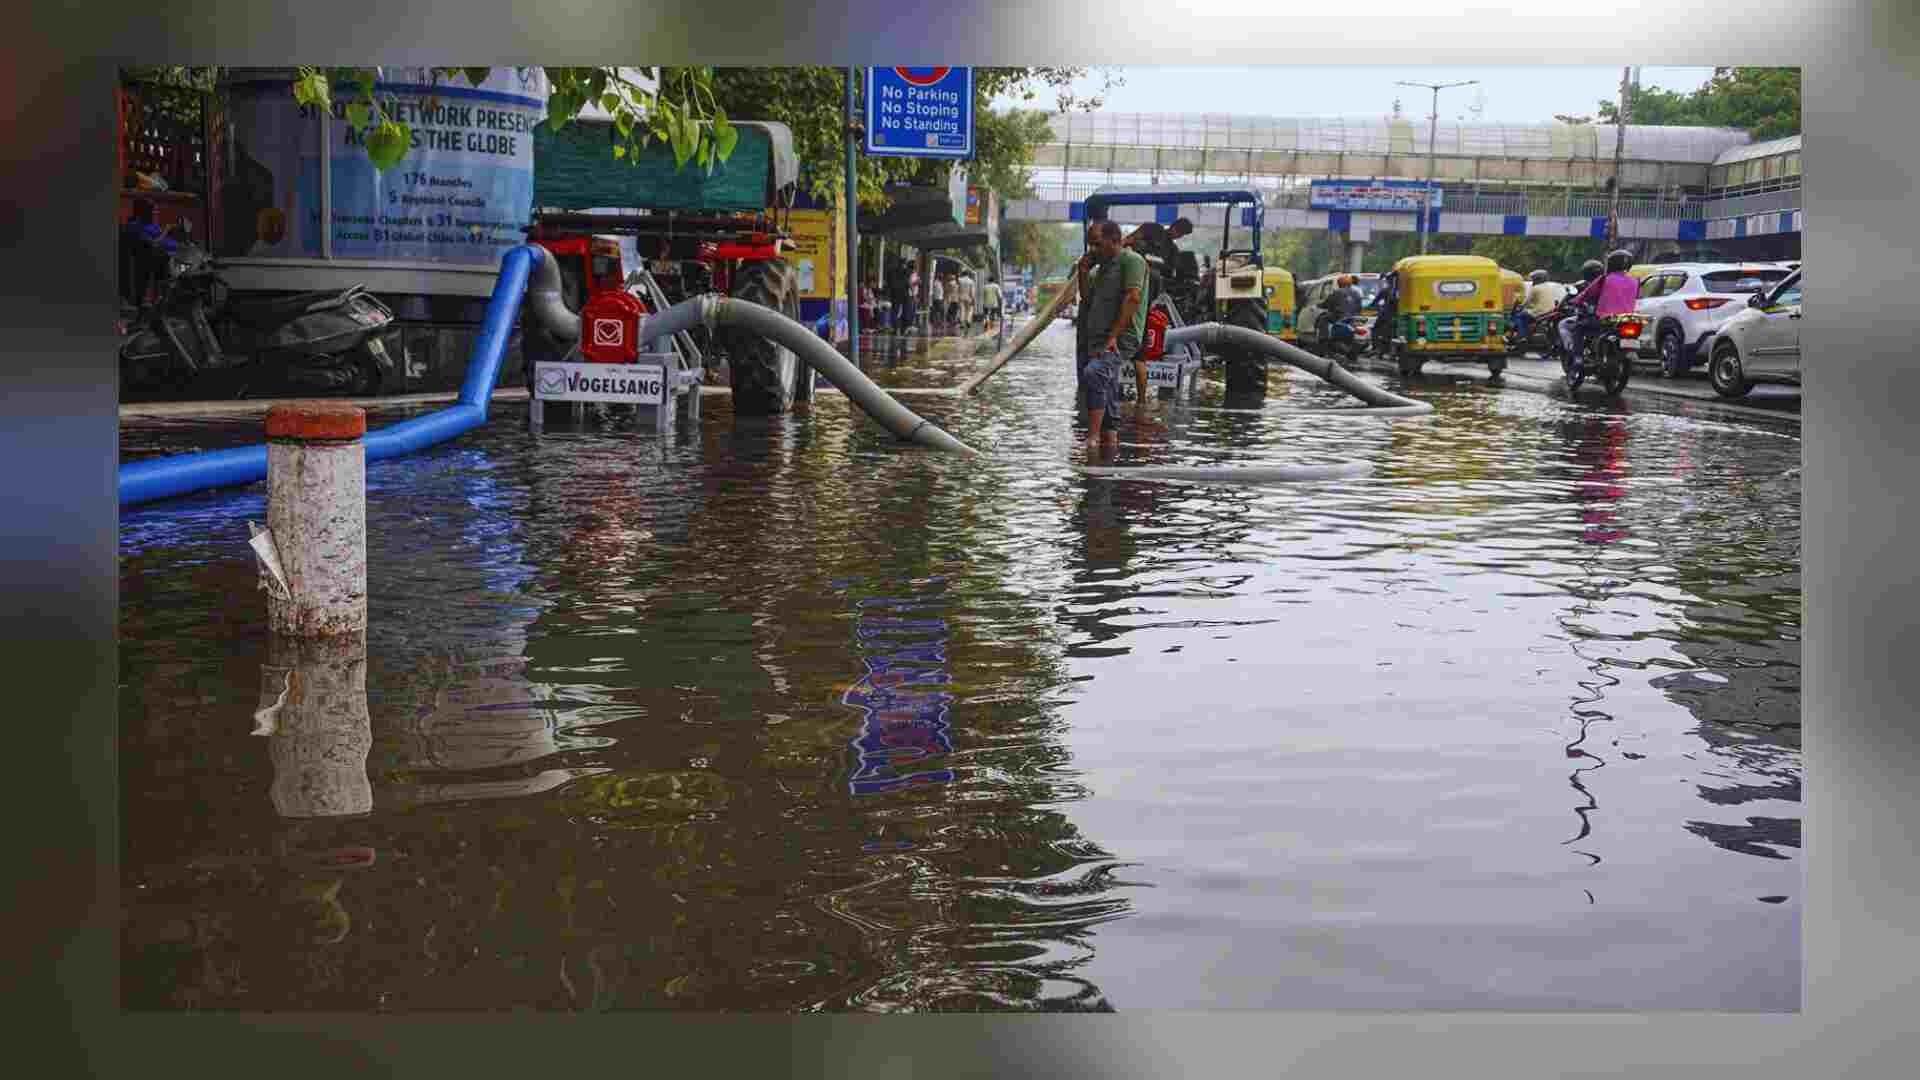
[119,319,1801,1011]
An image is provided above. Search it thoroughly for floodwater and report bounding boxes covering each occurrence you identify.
[119,321,1801,1011]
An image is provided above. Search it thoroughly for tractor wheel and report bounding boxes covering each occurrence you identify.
[723,259,805,415]
[1222,301,1269,396]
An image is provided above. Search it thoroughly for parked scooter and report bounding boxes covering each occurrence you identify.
[119,242,396,397]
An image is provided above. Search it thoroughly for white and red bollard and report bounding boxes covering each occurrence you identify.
[261,402,368,638]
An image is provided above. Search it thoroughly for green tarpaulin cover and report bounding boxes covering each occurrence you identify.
[532,119,798,213]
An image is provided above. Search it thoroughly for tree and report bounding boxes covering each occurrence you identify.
[708,66,1120,212]
[1000,221,1079,278]
[1469,236,1603,279]
[289,66,738,174]
[1596,67,1800,140]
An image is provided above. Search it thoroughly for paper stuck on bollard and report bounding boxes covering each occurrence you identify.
[248,521,293,601]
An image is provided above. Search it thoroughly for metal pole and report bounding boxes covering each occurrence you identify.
[846,67,860,361]
[1398,79,1475,256]
[1423,86,1438,254]
[1607,65,1629,248]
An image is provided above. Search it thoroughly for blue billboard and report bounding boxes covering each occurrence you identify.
[1309,179,1444,213]
[865,67,973,159]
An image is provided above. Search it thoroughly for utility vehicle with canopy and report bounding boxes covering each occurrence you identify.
[1081,184,1271,395]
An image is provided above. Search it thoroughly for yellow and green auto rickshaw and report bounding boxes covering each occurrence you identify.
[1499,267,1527,313]
[1389,254,1509,377]
[1262,267,1297,342]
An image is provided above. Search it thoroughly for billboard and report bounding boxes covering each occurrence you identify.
[220,67,548,264]
[1309,179,1445,213]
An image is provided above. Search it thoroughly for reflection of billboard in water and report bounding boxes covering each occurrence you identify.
[841,591,955,796]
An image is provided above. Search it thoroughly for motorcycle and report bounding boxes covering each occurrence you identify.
[120,242,396,398]
[1504,301,1555,355]
[1560,303,1641,398]
[1321,316,1364,361]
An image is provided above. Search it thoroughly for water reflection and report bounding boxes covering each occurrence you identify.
[121,321,1800,1010]
[842,583,956,796]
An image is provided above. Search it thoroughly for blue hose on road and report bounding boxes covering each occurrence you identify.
[120,245,541,508]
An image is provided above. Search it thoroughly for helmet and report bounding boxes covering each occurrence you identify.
[1529,269,1550,284]
[1606,249,1634,273]
[1337,274,1355,287]
[1580,259,1604,281]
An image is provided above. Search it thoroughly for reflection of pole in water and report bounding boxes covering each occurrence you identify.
[257,631,372,818]
[840,585,955,797]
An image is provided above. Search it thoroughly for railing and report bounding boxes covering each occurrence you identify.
[1015,175,1711,219]
[1701,187,1802,219]
[1010,177,1805,228]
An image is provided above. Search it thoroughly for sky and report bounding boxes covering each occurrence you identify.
[991,67,1719,126]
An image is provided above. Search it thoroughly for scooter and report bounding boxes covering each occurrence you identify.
[119,242,396,398]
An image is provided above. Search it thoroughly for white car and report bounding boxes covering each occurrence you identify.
[1707,267,1802,399]
[1630,262,1797,378]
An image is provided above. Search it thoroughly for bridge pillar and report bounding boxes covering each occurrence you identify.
[1346,239,1368,274]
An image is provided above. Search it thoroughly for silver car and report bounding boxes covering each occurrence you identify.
[1707,268,1802,399]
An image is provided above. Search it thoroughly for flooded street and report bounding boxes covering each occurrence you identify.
[119,320,1801,1011]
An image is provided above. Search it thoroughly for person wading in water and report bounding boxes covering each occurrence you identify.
[1075,219,1148,455]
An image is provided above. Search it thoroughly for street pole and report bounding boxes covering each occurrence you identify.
[1397,79,1475,255]
[846,67,860,361]
[1607,65,1630,249]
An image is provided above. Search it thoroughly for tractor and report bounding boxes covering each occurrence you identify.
[1081,185,1271,396]
[525,119,813,414]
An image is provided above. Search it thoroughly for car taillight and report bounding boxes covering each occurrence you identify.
[1685,297,1731,311]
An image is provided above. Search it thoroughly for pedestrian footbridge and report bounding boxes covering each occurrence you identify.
[1003,114,1800,254]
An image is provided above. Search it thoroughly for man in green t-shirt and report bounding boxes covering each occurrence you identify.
[1074,220,1148,451]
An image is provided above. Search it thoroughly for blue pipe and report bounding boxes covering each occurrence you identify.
[120,245,541,508]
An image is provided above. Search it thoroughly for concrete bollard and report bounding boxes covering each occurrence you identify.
[263,402,368,637]
[258,631,372,818]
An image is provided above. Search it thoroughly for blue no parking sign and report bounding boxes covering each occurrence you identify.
[865,67,973,159]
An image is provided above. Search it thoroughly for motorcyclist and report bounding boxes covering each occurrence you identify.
[1515,268,1562,340]
[1316,274,1363,352]
[1562,251,1639,371]
[1557,258,1609,368]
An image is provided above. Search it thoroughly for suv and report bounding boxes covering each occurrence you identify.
[1707,267,1802,399]
[1630,262,1797,378]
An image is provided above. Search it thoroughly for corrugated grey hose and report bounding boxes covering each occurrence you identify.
[1162,322,1434,418]
[623,294,977,455]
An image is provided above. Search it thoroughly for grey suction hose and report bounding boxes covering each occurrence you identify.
[625,295,978,455]
[1082,462,1374,483]
[1162,323,1433,416]
[959,275,1080,396]
[525,247,582,346]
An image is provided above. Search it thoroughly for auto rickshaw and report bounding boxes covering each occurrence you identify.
[1499,267,1527,312]
[1388,254,1508,377]
[1262,266,1297,342]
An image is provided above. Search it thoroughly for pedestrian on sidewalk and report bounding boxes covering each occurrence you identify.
[959,269,976,331]
[981,277,1003,332]
[929,273,945,333]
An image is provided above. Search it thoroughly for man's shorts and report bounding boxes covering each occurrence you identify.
[1080,349,1124,412]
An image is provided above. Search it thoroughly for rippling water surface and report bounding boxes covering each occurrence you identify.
[120,322,1801,1011]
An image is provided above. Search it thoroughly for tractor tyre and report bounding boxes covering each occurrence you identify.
[723,259,805,415]
[1222,301,1269,397]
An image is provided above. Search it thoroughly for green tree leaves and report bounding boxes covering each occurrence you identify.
[1597,67,1800,140]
